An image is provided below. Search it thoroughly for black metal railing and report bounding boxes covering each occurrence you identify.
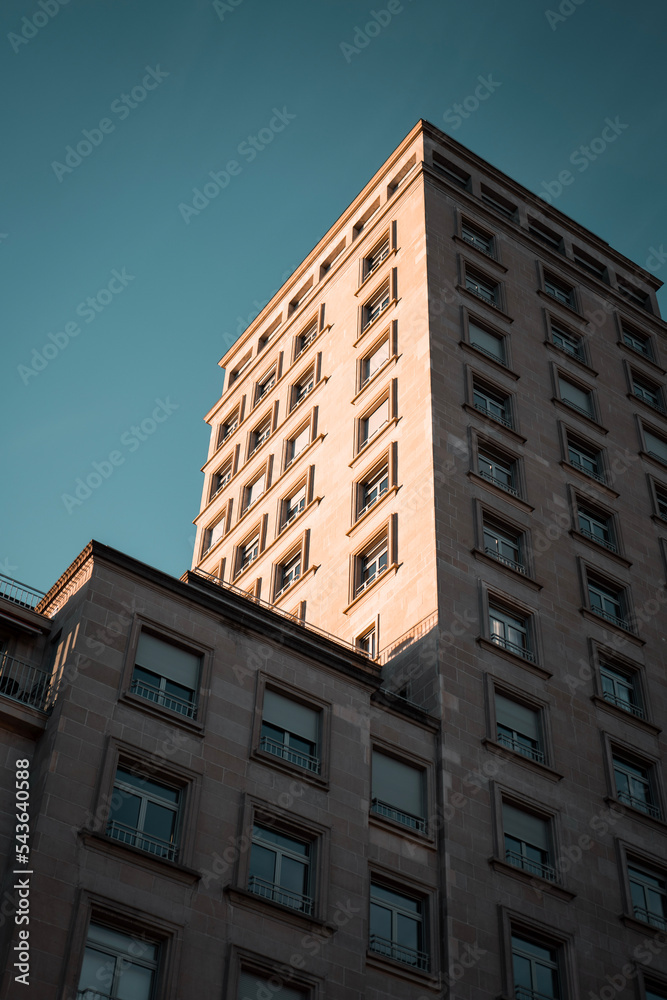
[484,547,525,573]
[602,691,645,719]
[0,654,50,712]
[505,849,557,882]
[497,731,545,763]
[616,790,661,819]
[106,820,178,861]
[0,574,45,610]
[633,905,667,930]
[490,635,536,663]
[130,678,196,719]
[259,735,320,773]
[247,875,313,914]
[369,934,429,971]
[371,799,426,833]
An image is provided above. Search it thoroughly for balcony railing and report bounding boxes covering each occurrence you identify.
[616,790,661,819]
[0,654,50,712]
[371,798,426,833]
[589,606,636,634]
[505,849,557,882]
[106,820,178,861]
[369,934,429,971]
[478,468,519,497]
[602,691,645,719]
[515,988,558,1000]
[633,906,667,930]
[578,527,617,552]
[569,457,606,483]
[470,341,505,364]
[484,547,525,574]
[497,731,545,764]
[259,735,320,773]
[490,634,536,663]
[247,875,313,914]
[475,401,512,428]
[0,574,45,610]
[129,677,196,719]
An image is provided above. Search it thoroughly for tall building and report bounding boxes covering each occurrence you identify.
[0,120,666,1000]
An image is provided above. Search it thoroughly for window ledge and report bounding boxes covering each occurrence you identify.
[639,449,667,473]
[477,636,551,678]
[119,691,205,736]
[352,354,399,403]
[621,913,667,937]
[559,461,620,499]
[472,548,542,590]
[273,564,318,606]
[604,796,667,831]
[489,856,575,901]
[569,529,631,567]
[365,950,438,988]
[457,284,513,324]
[369,810,436,847]
[343,563,399,614]
[552,398,608,434]
[544,340,598,376]
[349,417,399,467]
[467,471,534,513]
[590,696,661,735]
[453,234,507,271]
[250,746,329,789]
[580,608,645,646]
[225,886,332,933]
[347,485,399,536]
[463,403,527,443]
[537,288,583,321]
[459,341,520,380]
[80,830,201,884]
[626,393,667,419]
[482,738,562,781]
[354,297,398,346]
[354,247,398,295]
[617,341,665,376]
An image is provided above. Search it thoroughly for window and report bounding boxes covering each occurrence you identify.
[229,352,252,386]
[613,754,660,818]
[478,447,519,497]
[369,883,428,971]
[600,661,644,718]
[283,484,306,528]
[77,922,158,1000]
[489,603,534,662]
[576,502,616,551]
[495,693,544,763]
[655,482,667,520]
[633,374,664,412]
[473,378,512,428]
[295,321,317,359]
[219,413,238,447]
[275,551,301,597]
[237,972,306,1000]
[364,236,390,279]
[248,825,312,914]
[483,518,524,572]
[465,268,500,307]
[358,463,389,517]
[244,473,266,511]
[629,863,667,929]
[623,324,653,359]
[289,278,313,313]
[432,151,470,189]
[356,626,376,658]
[512,934,560,1000]
[362,283,391,330]
[292,368,315,408]
[644,428,667,465]
[360,337,390,388]
[210,459,233,500]
[558,376,594,418]
[469,320,506,363]
[371,750,425,832]
[360,398,390,449]
[107,765,180,861]
[131,632,200,719]
[528,218,563,253]
[618,277,650,311]
[566,434,605,483]
[572,246,607,280]
[357,535,388,595]
[249,417,271,455]
[544,273,575,309]
[256,371,276,404]
[587,576,630,631]
[202,516,225,556]
[258,318,280,352]
[480,184,517,220]
[260,688,320,773]
[239,534,260,573]
[503,803,555,882]
[551,324,584,361]
[461,219,494,256]
[286,424,310,466]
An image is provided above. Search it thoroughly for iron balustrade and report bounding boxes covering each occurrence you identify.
[106,820,178,861]
[633,906,667,930]
[259,735,320,773]
[474,401,512,428]
[490,634,536,663]
[569,457,605,483]
[0,573,45,610]
[505,849,557,882]
[484,546,525,573]
[578,527,617,552]
[616,790,661,819]
[496,731,545,764]
[369,934,429,971]
[129,677,196,719]
[371,798,426,833]
[0,653,50,711]
[477,468,520,497]
[470,341,505,364]
[602,691,645,719]
[247,875,313,914]
[590,606,636,634]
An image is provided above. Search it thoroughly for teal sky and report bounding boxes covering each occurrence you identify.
[2,0,666,595]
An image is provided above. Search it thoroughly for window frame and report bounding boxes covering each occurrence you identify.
[209,451,237,502]
[473,434,524,501]
[367,871,433,976]
[370,741,430,837]
[500,910,576,1000]
[355,381,397,456]
[552,364,600,424]
[231,950,319,1000]
[432,151,471,190]
[217,406,241,449]
[481,587,540,667]
[528,216,564,254]
[459,215,497,259]
[462,310,513,371]
[462,260,504,311]
[469,369,516,431]
[253,675,330,786]
[647,474,667,523]
[569,489,622,557]
[629,368,666,414]
[589,642,649,725]
[352,446,397,526]
[293,316,318,361]
[272,530,309,601]
[496,791,560,886]
[349,516,397,606]
[580,561,635,634]
[284,407,318,471]
[200,510,228,559]
[290,362,317,412]
[362,231,391,283]
[619,319,656,362]
[486,676,551,769]
[233,518,267,580]
[360,277,394,334]
[479,508,528,576]
[247,410,274,459]
[604,735,664,822]
[541,267,579,313]
[545,314,589,366]
[480,183,518,220]
[640,420,667,468]
[561,425,608,487]
[278,468,314,535]
[357,322,397,394]
[241,459,271,515]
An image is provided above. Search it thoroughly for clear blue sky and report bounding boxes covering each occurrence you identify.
[2,0,666,595]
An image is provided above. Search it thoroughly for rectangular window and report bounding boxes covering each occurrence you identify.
[573,246,607,280]
[276,552,301,597]
[558,376,594,417]
[360,398,390,449]
[577,504,616,551]
[364,237,390,279]
[512,934,560,1000]
[645,428,667,464]
[483,519,524,572]
[359,464,389,517]
[633,375,664,412]
[239,534,260,572]
[618,278,650,311]
[567,435,604,483]
[613,754,660,818]
[629,864,667,929]
[528,218,563,253]
[544,274,575,309]
[131,632,200,719]
[363,284,391,330]
[551,324,584,360]
[244,473,266,510]
[295,321,317,359]
[588,578,628,629]
[466,269,499,307]
[480,184,517,220]
[655,483,667,521]
[357,536,388,594]
[469,321,506,362]
[496,693,544,762]
[202,516,225,556]
[78,922,158,1000]
[210,459,233,500]
[260,689,320,773]
[371,750,425,832]
[292,369,315,408]
[107,765,180,860]
[478,448,518,496]
[433,152,470,189]
[461,220,494,255]
[237,972,306,1000]
[600,661,644,718]
[286,424,310,466]
[489,604,534,662]
[503,803,555,882]
[356,626,376,658]
[219,413,238,447]
[623,325,653,359]
[369,883,428,971]
[249,416,271,456]
[361,338,390,387]
[256,371,276,404]
[249,825,312,914]
[283,484,306,528]
[473,379,512,428]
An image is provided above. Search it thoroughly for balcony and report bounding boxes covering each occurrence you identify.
[616,790,661,819]
[259,735,320,773]
[106,820,178,861]
[0,573,45,610]
[371,798,426,833]
[369,934,429,971]
[505,849,557,882]
[490,634,536,663]
[497,731,545,763]
[0,654,50,712]
[247,875,313,914]
[129,677,196,719]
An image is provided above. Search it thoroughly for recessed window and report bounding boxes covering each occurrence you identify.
[461,219,494,256]
[260,688,321,773]
[469,320,506,363]
[229,351,252,385]
[478,447,519,497]
[248,825,312,914]
[210,459,233,500]
[202,515,225,556]
[654,482,667,521]
[256,370,276,404]
[244,472,266,511]
[358,463,389,518]
[544,273,575,309]
[632,373,665,412]
[295,320,317,359]
[512,933,561,1000]
[465,268,500,307]
[282,484,306,529]
[371,750,425,833]
[249,416,271,456]
[644,427,667,465]
[618,277,650,312]
[489,603,534,662]
[623,324,653,359]
[551,323,584,361]
[359,398,390,450]
[503,802,556,882]
[483,517,524,572]
[432,151,470,190]
[219,412,238,447]
[107,765,180,861]
[238,534,260,573]
[495,692,544,763]
[275,551,302,598]
[131,632,200,719]
[558,375,595,418]
[576,502,616,552]
[356,535,389,595]
[587,576,630,630]
[473,377,513,428]
[480,184,517,220]
[613,753,661,818]
[528,217,563,253]
[78,922,159,1000]
[362,283,391,330]
[600,661,644,718]
[573,246,607,280]
[286,424,310,466]
[292,368,315,409]
[369,882,428,971]
[629,863,667,929]
[356,625,377,658]
[360,337,390,388]
[258,318,280,352]
[364,236,390,279]
[566,433,605,483]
